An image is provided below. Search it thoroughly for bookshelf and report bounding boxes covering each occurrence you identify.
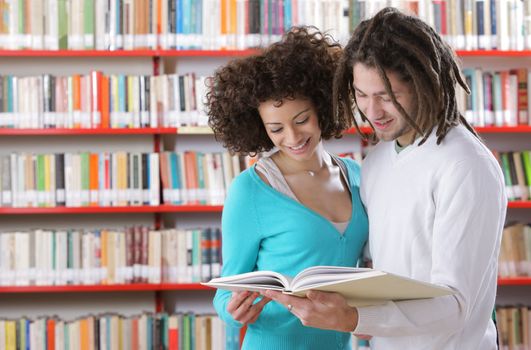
[1,50,530,349]
[0,205,224,214]
[0,284,212,293]
[0,3,530,349]
[0,49,260,58]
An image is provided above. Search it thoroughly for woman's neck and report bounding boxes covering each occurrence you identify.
[273,142,331,176]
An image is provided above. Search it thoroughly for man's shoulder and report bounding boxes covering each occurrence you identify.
[437,125,492,160]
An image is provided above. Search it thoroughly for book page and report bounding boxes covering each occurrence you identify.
[205,270,292,289]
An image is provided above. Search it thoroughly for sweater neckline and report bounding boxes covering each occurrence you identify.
[249,161,361,236]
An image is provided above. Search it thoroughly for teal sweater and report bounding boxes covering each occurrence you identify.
[213,157,369,350]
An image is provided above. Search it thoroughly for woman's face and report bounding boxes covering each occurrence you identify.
[258,98,322,161]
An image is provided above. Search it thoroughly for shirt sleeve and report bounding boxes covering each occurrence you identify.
[213,173,263,328]
[355,156,507,336]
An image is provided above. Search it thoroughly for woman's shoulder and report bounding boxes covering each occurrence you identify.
[335,156,362,186]
[229,167,258,192]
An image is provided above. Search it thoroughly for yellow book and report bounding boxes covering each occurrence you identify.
[204,266,454,307]
[5,320,16,350]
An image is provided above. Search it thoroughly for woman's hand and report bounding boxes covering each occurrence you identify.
[227,291,271,325]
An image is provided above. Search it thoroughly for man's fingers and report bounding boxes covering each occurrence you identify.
[263,290,302,308]
[355,334,373,340]
[307,290,345,307]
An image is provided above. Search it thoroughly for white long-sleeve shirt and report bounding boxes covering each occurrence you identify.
[356,125,507,350]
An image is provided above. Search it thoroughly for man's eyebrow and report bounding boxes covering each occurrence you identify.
[354,86,398,96]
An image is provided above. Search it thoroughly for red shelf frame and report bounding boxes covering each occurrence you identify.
[507,201,531,209]
[0,283,213,293]
[497,277,531,286]
[456,50,531,57]
[0,202,528,214]
[1,49,531,58]
[345,126,531,135]
[0,128,179,135]
[0,278,528,293]
[0,49,260,58]
[0,126,529,136]
[0,205,224,214]
[475,126,531,133]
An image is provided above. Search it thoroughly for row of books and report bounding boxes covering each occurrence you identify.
[0,152,161,208]
[0,312,240,350]
[493,151,531,201]
[0,73,208,129]
[459,68,531,127]
[0,227,221,287]
[0,151,249,208]
[2,1,531,52]
[160,151,251,206]
[6,66,531,131]
[499,223,531,278]
[353,1,531,51]
[0,0,347,51]
[496,305,531,350]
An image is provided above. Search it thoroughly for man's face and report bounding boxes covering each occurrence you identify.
[353,63,417,146]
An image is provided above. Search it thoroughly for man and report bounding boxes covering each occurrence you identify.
[264,7,506,349]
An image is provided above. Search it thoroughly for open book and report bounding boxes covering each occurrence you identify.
[203,266,454,307]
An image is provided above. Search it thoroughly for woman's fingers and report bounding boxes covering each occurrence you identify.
[226,291,251,313]
[228,292,271,324]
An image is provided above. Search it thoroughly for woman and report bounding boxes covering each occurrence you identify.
[206,27,369,350]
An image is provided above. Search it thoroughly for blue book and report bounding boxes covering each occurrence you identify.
[196,152,205,204]
[284,0,291,32]
[118,75,126,128]
[147,315,153,350]
[170,152,181,204]
[177,0,184,49]
[196,0,203,49]
[490,0,497,49]
[475,0,484,49]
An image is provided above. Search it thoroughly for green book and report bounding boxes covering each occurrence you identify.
[83,0,95,48]
[500,152,514,200]
[37,154,45,207]
[58,0,68,49]
[81,153,90,206]
[521,151,531,194]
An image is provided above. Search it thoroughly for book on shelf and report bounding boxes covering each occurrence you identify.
[496,305,531,349]
[0,226,222,286]
[203,266,454,307]
[498,223,531,278]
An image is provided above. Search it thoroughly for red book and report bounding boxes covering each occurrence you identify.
[132,318,139,350]
[101,75,110,128]
[168,316,179,350]
[47,318,56,350]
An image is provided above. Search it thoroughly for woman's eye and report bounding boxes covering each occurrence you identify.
[270,128,282,133]
[296,116,309,125]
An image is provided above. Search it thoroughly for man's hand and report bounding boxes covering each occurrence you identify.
[262,290,359,333]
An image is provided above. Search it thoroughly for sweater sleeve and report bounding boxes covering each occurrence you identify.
[213,172,263,328]
[355,156,506,336]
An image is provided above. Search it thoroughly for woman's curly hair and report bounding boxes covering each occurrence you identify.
[206,26,347,155]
